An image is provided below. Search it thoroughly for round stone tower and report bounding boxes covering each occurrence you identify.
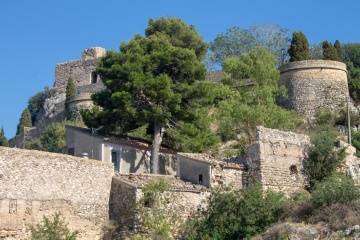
[278,60,349,117]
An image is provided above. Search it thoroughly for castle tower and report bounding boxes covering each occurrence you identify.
[54,47,106,88]
[278,60,349,117]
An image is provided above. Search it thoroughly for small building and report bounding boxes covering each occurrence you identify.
[177,153,246,189]
[65,126,177,175]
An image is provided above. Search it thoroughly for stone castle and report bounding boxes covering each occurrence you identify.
[2,47,360,239]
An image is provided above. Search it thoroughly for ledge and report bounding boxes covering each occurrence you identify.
[279,60,347,74]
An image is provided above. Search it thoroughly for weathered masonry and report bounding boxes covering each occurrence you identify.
[0,147,114,240]
[54,47,106,88]
[278,60,349,117]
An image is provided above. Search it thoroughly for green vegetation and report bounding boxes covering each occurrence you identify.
[31,212,79,240]
[334,40,343,61]
[288,31,311,62]
[0,126,9,147]
[65,77,76,120]
[16,108,32,135]
[322,40,339,61]
[184,184,286,239]
[40,120,85,152]
[28,91,45,125]
[82,17,215,173]
[130,179,184,239]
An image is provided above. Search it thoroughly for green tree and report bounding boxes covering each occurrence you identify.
[334,40,343,61]
[209,23,290,66]
[16,108,32,135]
[309,43,323,60]
[343,43,360,68]
[184,184,286,239]
[28,91,45,125]
[310,174,360,208]
[83,17,214,173]
[65,77,76,120]
[288,31,311,62]
[322,40,338,61]
[216,47,300,152]
[40,120,84,153]
[0,126,9,147]
[306,131,346,188]
[31,212,79,240]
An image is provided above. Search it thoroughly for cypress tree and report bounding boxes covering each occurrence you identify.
[0,126,9,147]
[288,31,311,62]
[16,108,32,135]
[322,40,339,61]
[334,40,343,61]
[65,77,76,120]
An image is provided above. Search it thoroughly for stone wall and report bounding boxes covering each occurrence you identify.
[54,47,106,88]
[0,147,114,239]
[278,60,349,117]
[246,126,311,193]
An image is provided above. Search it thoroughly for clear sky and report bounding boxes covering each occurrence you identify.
[1,0,359,139]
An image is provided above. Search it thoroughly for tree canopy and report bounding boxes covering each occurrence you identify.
[0,126,9,147]
[16,108,32,135]
[288,31,311,62]
[82,17,216,173]
[209,23,290,67]
[322,40,339,61]
[65,77,76,120]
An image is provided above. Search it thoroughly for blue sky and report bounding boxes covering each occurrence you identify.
[1,0,359,139]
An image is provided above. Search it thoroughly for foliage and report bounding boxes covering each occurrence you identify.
[310,174,360,208]
[16,108,32,135]
[209,23,290,66]
[65,77,76,120]
[215,47,300,153]
[31,212,79,240]
[343,43,360,68]
[132,178,184,239]
[334,40,343,61]
[28,91,45,125]
[306,131,346,188]
[322,40,339,61]
[40,120,85,153]
[83,17,216,173]
[0,126,9,147]
[184,184,287,240]
[347,61,360,103]
[309,43,323,60]
[25,137,42,150]
[288,31,311,62]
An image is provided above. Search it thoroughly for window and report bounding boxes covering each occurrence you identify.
[111,151,119,172]
[199,174,203,184]
[91,72,98,84]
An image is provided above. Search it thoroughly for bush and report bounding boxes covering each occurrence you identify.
[184,184,287,239]
[31,212,79,240]
[310,174,360,208]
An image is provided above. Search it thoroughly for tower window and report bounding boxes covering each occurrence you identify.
[199,174,203,184]
[91,72,98,84]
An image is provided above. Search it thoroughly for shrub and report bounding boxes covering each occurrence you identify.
[31,212,79,240]
[310,174,360,208]
[184,184,287,239]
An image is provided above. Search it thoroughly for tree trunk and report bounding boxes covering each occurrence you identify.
[151,120,164,174]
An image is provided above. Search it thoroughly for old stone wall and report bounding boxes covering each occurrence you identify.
[278,60,349,117]
[54,47,106,88]
[0,147,114,239]
[247,126,311,193]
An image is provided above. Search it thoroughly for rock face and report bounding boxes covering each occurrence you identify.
[0,146,114,240]
[278,60,349,117]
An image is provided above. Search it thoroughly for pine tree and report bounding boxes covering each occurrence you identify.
[288,31,311,62]
[322,40,339,61]
[65,77,76,120]
[16,108,32,135]
[0,126,9,147]
[334,40,343,61]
